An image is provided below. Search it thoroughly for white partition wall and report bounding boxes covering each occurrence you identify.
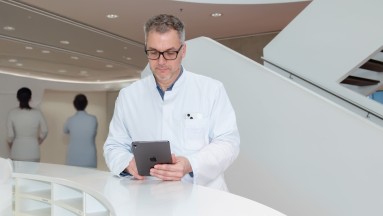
[168,37,383,216]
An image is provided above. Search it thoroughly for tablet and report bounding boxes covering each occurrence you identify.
[132,140,172,176]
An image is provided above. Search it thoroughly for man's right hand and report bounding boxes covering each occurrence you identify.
[126,158,145,180]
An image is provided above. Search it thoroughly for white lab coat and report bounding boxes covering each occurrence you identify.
[104,69,240,191]
[7,108,48,161]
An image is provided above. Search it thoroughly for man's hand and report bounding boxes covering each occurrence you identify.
[126,157,145,180]
[150,154,192,181]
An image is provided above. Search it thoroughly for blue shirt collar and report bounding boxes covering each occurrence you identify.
[156,66,183,100]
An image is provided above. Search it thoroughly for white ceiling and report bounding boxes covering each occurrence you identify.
[0,0,311,85]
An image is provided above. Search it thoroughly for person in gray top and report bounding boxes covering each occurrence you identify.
[64,94,98,168]
[7,87,48,162]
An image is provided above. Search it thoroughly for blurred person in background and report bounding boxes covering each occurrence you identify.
[64,94,98,168]
[7,87,48,162]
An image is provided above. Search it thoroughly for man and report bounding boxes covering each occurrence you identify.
[103,14,240,191]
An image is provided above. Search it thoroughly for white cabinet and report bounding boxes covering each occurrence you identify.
[13,178,109,216]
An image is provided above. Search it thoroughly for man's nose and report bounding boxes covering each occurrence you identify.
[158,53,167,64]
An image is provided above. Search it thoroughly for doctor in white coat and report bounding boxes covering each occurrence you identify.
[103,14,240,191]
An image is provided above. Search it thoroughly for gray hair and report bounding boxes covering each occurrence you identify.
[144,14,185,45]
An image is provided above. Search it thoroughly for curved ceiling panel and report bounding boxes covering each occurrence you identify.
[0,0,310,89]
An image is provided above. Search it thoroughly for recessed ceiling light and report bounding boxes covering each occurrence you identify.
[16,63,23,67]
[106,64,113,68]
[8,59,17,63]
[58,69,67,73]
[70,56,79,60]
[211,12,222,17]
[3,26,15,31]
[60,40,70,45]
[42,50,50,54]
[25,46,33,50]
[96,49,104,53]
[106,14,119,19]
[126,57,132,61]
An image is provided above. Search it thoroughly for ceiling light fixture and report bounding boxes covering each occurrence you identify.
[211,12,222,17]
[106,14,119,19]
[106,64,113,68]
[3,26,15,31]
[60,40,70,45]
[41,50,50,54]
[70,56,79,60]
[25,46,33,50]
[96,49,104,53]
[8,59,17,63]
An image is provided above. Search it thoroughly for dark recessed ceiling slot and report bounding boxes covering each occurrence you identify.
[341,75,380,86]
[360,59,383,72]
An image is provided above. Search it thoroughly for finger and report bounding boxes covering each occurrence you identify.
[128,158,145,180]
[171,154,177,163]
[154,163,180,172]
[129,167,144,180]
[150,169,181,181]
[151,167,184,180]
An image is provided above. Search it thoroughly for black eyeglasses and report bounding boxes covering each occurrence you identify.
[145,44,183,60]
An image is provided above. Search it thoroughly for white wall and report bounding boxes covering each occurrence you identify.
[182,37,383,216]
[263,0,383,115]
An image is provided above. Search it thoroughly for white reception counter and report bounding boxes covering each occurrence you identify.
[3,161,285,216]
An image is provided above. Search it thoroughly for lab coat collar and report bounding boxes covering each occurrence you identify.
[154,66,185,99]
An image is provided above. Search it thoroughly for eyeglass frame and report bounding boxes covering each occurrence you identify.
[144,44,184,60]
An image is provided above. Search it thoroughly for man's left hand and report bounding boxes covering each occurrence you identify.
[150,154,192,181]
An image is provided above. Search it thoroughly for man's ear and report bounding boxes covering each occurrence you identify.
[181,43,187,58]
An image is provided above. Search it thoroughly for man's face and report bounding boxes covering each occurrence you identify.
[146,29,186,86]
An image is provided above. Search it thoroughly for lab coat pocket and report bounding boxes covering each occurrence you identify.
[184,118,208,151]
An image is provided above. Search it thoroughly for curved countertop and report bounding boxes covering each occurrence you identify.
[9,161,285,216]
